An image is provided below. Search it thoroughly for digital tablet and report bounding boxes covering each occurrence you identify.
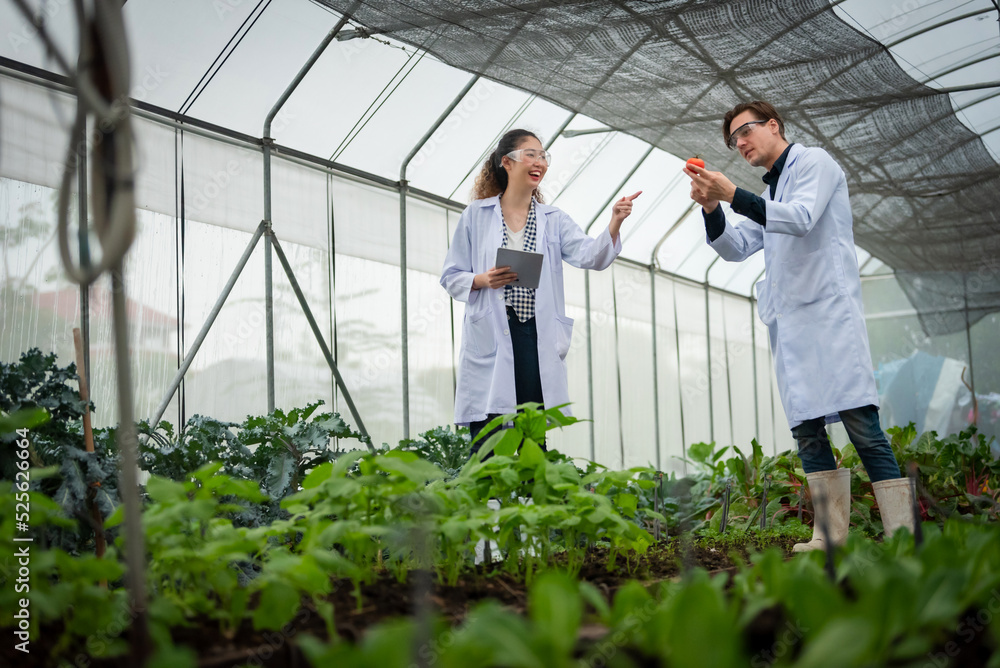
[496,247,544,289]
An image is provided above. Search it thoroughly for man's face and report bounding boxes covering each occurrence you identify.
[729,111,779,168]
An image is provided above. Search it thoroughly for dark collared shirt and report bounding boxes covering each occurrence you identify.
[704,143,795,242]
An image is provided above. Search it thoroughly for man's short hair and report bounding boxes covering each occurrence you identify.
[723,101,786,147]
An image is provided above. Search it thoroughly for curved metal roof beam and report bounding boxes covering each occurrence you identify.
[954,89,1000,113]
[921,52,1000,84]
[883,7,996,50]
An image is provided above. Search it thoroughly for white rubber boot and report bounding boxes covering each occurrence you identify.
[518,496,538,558]
[793,468,852,553]
[474,498,502,565]
[872,477,916,539]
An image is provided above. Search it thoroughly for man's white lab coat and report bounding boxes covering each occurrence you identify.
[708,143,879,427]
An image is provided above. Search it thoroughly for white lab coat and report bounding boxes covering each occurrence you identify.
[708,143,879,428]
[441,196,622,425]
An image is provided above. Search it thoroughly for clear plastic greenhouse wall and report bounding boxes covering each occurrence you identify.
[1,0,998,475]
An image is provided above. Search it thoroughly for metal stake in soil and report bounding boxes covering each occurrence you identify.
[653,471,662,542]
[720,481,732,534]
[760,475,770,530]
[908,461,923,547]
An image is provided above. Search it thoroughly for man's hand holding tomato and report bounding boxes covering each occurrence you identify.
[682,161,738,214]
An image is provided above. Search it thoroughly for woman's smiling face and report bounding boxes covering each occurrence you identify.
[502,136,548,190]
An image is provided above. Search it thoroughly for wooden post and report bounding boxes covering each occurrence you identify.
[73,328,106,566]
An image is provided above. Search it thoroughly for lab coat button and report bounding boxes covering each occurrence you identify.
[503,329,510,336]
[777,313,783,319]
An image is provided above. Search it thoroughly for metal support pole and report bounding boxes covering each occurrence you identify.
[262,6,358,414]
[585,272,595,461]
[721,290,735,447]
[751,297,759,444]
[963,273,976,400]
[650,266,661,470]
[271,234,372,447]
[671,280,687,473]
[77,138,91,387]
[149,222,267,430]
[399,74,480,439]
[651,201,697,270]
[704,257,720,443]
[610,266,625,467]
[768,337,778,453]
[327,175,338,408]
[264,180,275,413]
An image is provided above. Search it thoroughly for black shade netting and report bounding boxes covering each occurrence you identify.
[319,0,1000,333]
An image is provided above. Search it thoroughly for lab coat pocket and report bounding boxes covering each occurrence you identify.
[467,309,496,357]
[555,314,574,360]
[783,249,837,312]
[755,278,775,326]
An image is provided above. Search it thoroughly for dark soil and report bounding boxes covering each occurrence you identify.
[6,537,801,668]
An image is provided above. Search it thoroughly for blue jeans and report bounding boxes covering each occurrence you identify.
[469,306,545,457]
[791,405,901,482]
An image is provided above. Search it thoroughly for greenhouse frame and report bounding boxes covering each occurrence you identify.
[4,0,996,474]
[3,1,1000,667]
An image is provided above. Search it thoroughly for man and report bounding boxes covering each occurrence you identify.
[683,101,914,551]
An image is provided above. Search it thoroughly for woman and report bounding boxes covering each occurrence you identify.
[440,129,640,452]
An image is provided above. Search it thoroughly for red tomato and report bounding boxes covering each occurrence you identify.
[686,157,705,170]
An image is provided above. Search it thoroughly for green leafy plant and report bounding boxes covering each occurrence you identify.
[394,425,471,474]
[888,423,1000,521]
[238,401,367,500]
[0,349,118,554]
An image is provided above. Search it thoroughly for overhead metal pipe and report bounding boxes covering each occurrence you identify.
[545,112,577,150]
[651,201,697,269]
[884,8,996,49]
[921,52,1000,84]
[398,74,480,439]
[262,5,359,413]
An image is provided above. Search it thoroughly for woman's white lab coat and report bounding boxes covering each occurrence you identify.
[708,143,879,428]
[441,196,622,425]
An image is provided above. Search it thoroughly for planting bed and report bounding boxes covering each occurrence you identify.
[2,351,999,667]
[2,537,800,668]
